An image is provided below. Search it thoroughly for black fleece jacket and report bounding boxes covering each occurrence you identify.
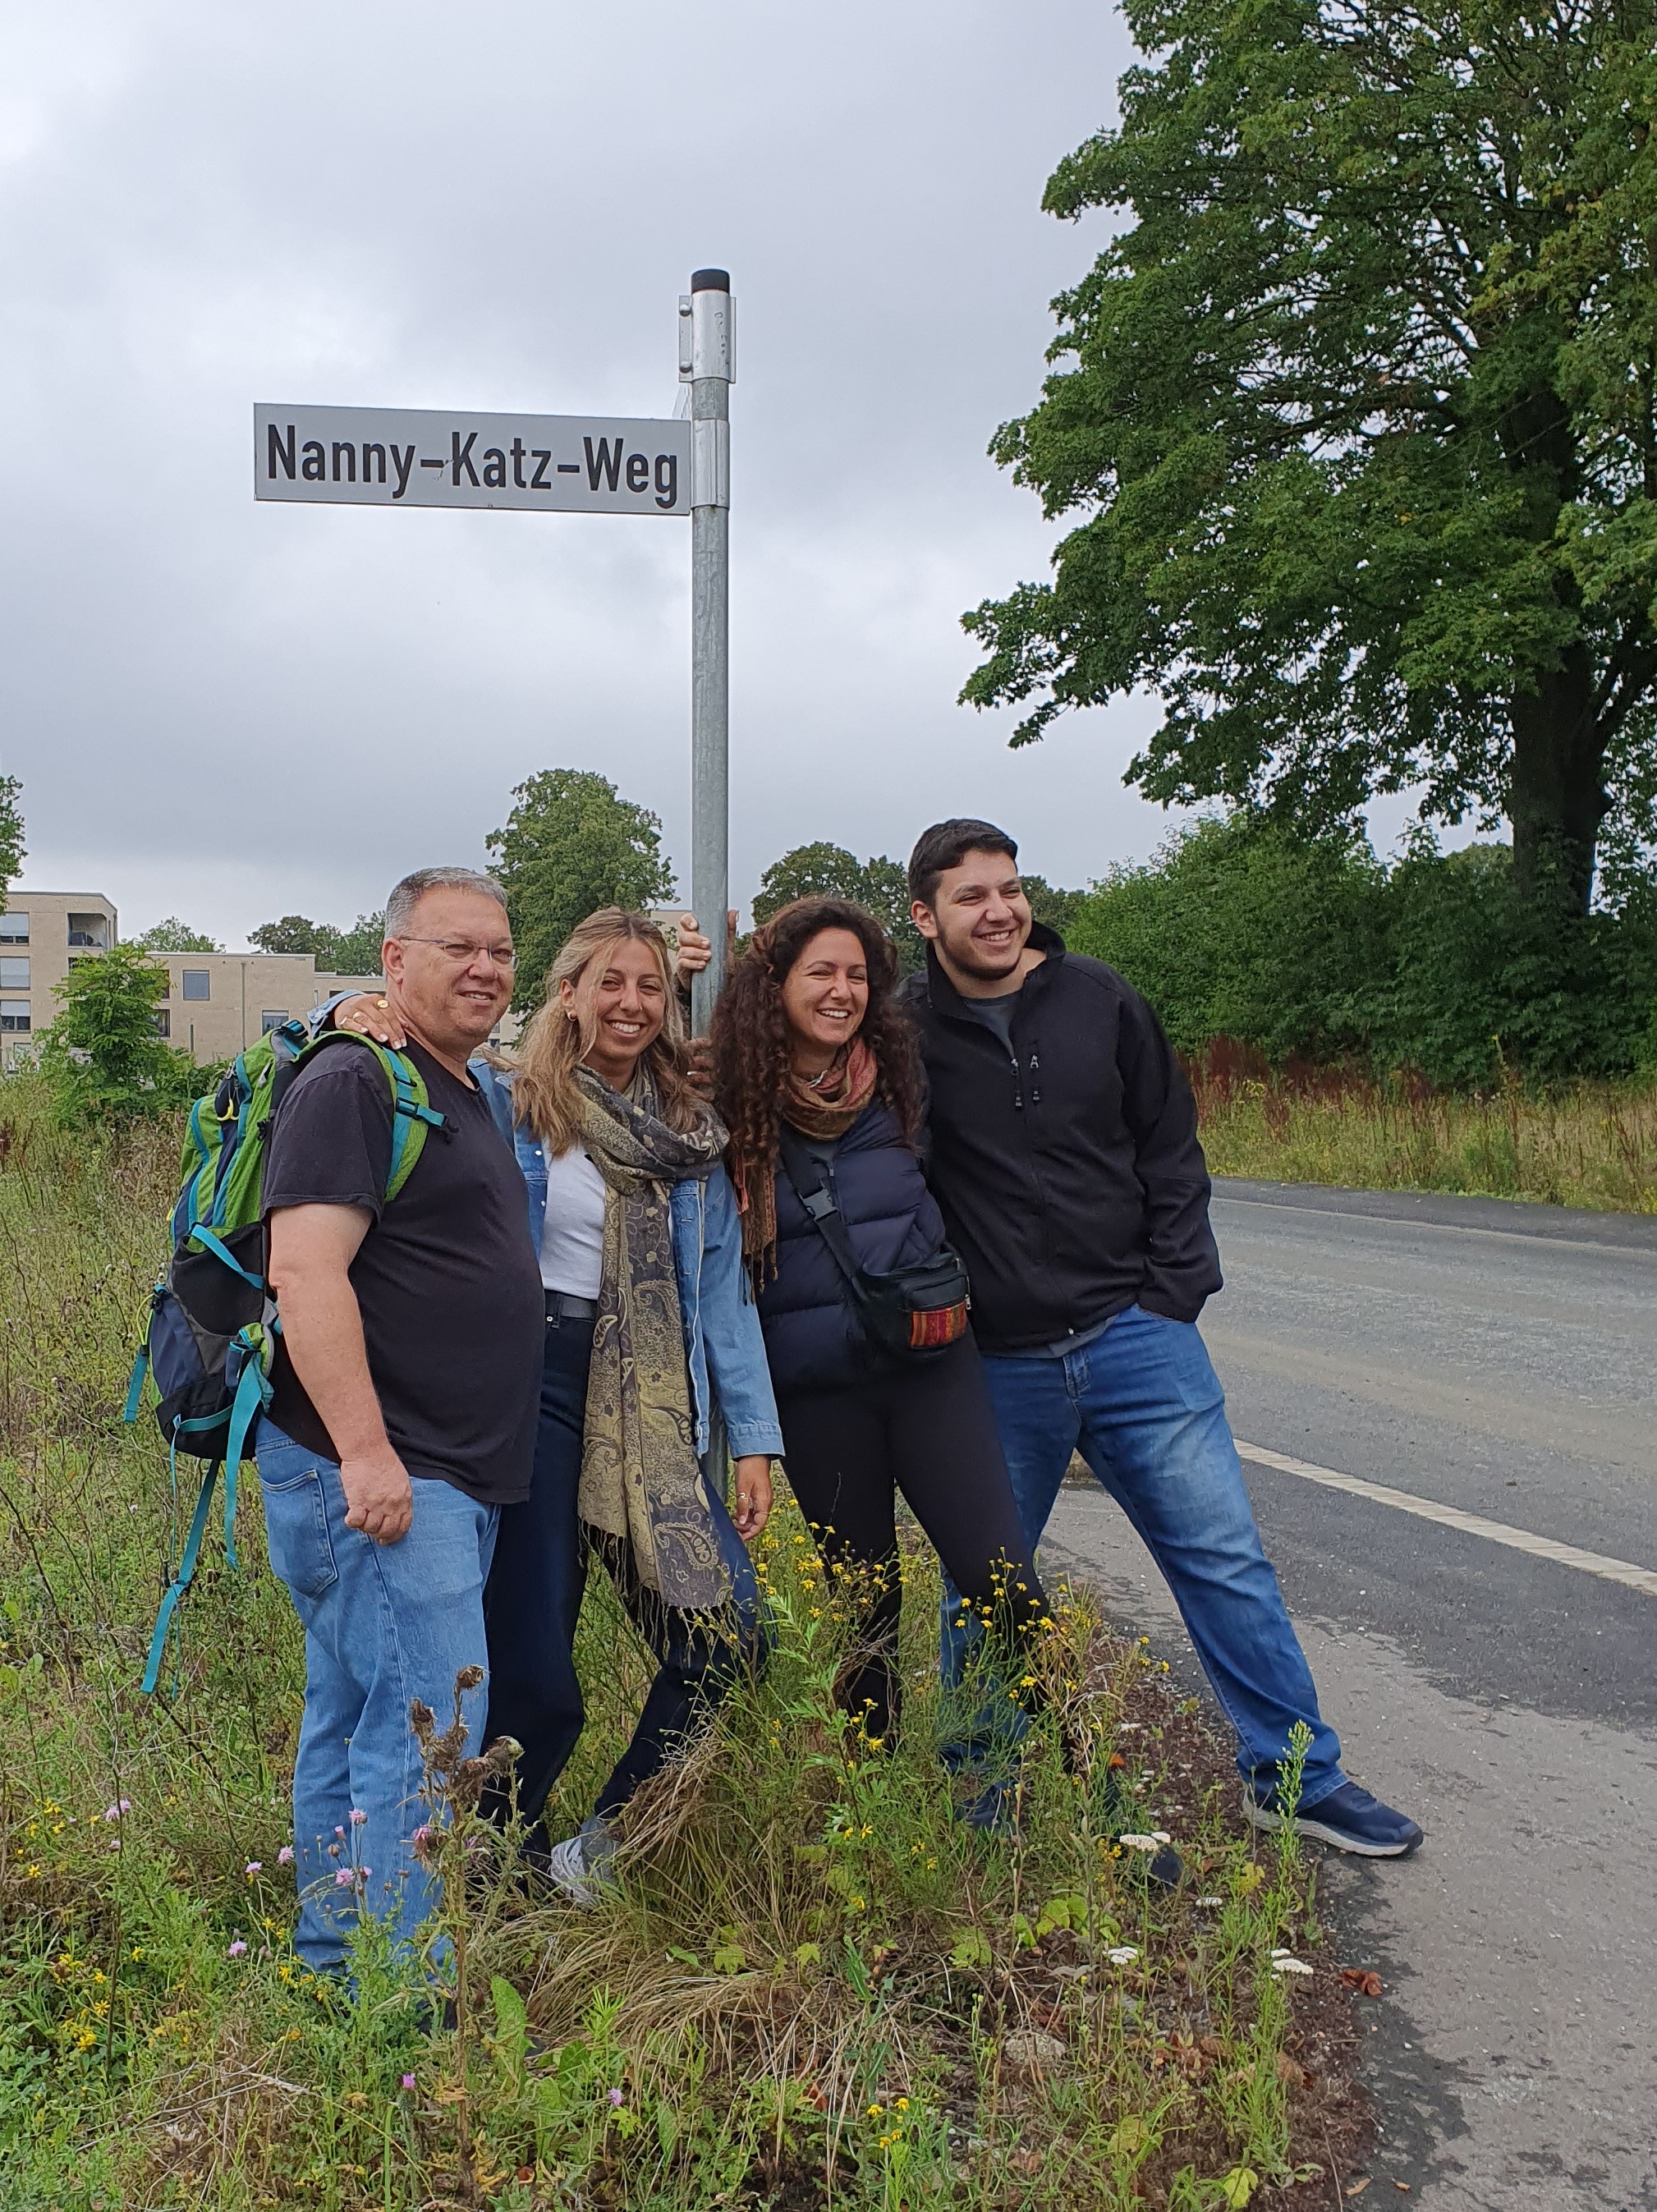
[896,926,1221,1352]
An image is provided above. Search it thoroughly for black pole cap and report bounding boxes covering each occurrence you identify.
[690,268,731,293]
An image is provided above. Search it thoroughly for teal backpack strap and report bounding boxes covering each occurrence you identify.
[289,1032,443,1202]
[140,1338,269,1696]
[185,1223,265,1291]
[381,1049,445,1201]
[142,1415,229,1696]
[122,1343,150,1424]
[221,1338,274,1564]
[122,1282,167,1424]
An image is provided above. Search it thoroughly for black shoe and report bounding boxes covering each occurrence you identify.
[960,1778,1020,1838]
[1115,1830,1184,1889]
[1246,1779,1423,1857]
[1098,1771,1182,1888]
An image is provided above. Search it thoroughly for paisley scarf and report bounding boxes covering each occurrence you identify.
[737,1037,879,1276]
[573,1065,731,1609]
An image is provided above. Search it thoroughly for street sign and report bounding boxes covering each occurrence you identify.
[254,403,691,516]
[258,272,735,1476]
[253,268,732,1029]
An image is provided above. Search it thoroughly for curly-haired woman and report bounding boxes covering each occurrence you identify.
[331,911,782,1902]
[711,896,1050,1806]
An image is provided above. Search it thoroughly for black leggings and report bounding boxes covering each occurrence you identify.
[775,1334,1049,1746]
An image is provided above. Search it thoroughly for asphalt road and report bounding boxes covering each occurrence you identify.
[1040,1180,1657,2211]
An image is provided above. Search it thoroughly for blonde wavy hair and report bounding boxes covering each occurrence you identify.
[507,908,704,1154]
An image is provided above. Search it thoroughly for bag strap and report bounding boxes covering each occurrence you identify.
[776,1128,865,1298]
[141,1435,223,1695]
[288,1030,446,1203]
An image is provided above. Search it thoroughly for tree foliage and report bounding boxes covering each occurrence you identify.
[250,911,387,975]
[1068,815,1657,1083]
[136,917,223,952]
[751,842,925,969]
[37,943,210,1123]
[0,776,22,902]
[485,769,677,1007]
[963,0,1657,914]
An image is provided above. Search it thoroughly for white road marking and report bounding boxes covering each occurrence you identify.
[1234,1440,1657,1600]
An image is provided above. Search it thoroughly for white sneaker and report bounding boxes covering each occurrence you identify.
[539,1816,618,1908]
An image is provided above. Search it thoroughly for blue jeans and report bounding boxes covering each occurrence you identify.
[482,1309,768,1835]
[255,1419,499,1973]
[939,1305,1343,1806]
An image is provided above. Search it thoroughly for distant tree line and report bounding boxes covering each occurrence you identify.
[1067,818,1657,1089]
[249,911,387,975]
[8,763,1654,1123]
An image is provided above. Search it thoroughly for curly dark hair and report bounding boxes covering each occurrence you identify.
[712,896,927,1201]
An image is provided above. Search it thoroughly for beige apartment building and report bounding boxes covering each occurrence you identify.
[0,890,118,1069]
[149,952,384,1062]
[0,890,381,1070]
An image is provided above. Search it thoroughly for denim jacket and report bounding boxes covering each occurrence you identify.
[471,1060,783,1464]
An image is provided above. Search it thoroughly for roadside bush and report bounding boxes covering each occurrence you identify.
[1067,817,1657,1087]
[33,943,216,1125]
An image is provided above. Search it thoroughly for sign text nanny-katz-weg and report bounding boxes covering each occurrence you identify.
[254,404,691,516]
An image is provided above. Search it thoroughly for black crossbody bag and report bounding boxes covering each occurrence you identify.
[777,1127,971,1360]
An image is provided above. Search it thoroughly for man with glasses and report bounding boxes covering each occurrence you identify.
[256,866,544,1975]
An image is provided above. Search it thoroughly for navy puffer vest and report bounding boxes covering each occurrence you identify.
[756,1099,947,1396]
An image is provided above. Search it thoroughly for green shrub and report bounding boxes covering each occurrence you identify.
[1067,817,1657,1087]
[34,943,216,1126]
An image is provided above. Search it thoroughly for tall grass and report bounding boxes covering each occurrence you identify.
[1187,1039,1657,1212]
[0,1073,1350,2209]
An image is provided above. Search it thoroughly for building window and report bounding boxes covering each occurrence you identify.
[260,1009,289,1033]
[0,1000,30,1034]
[181,970,210,1002]
[67,913,109,951]
[0,911,27,943]
[154,1008,171,1039]
[0,957,27,990]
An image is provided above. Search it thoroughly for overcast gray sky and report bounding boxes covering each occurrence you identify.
[3,1,1196,944]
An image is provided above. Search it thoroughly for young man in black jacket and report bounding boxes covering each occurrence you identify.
[902,819,1421,1856]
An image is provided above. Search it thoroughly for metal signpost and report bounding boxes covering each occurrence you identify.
[255,267,734,1032]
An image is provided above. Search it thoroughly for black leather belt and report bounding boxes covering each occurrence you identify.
[545,1290,599,1322]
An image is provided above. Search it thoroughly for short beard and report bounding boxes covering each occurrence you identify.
[939,926,1026,980]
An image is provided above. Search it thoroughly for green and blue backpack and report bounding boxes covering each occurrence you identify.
[124,1019,443,1691]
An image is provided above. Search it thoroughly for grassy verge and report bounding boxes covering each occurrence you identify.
[0,1076,1362,2209]
[1191,1055,1657,1212]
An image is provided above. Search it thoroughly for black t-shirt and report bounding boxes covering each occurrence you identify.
[966,989,1020,1052]
[262,1039,544,1506]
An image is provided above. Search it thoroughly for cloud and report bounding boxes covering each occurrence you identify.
[2,0,1183,942]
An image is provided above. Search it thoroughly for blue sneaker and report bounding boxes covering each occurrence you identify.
[960,1778,1020,1838]
[1246,1779,1423,1857]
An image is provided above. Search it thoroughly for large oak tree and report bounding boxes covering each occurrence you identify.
[963,0,1657,912]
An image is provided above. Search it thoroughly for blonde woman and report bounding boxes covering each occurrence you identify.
[331,910,781,1902]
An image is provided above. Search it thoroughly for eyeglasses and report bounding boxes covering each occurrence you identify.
[394,937,519,971]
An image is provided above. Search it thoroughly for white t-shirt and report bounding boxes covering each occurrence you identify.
[538,1142,607,1297]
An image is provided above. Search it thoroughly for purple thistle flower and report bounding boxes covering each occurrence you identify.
[245,1861,262,1877]
[608,2087,624,2107]
[103,1800,131,1822]
[333,1824,346,1839]
[227,1939,247,1957]
[348,1807,368,1826]
[278,1845,295,1866]
[334,1868,355,1887]
[401,2073,416,2090]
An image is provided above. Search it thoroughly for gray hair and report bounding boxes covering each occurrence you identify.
[383,866,509,940]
